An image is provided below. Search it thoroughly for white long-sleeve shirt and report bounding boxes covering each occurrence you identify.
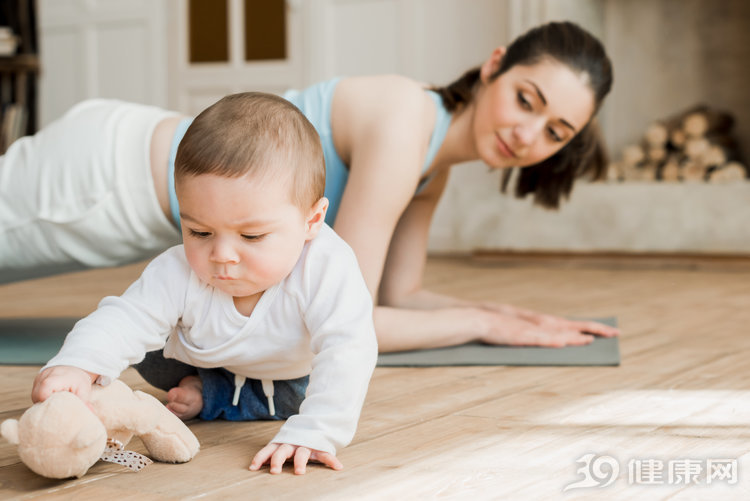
[46,224,378,454]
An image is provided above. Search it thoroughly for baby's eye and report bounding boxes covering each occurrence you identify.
[517,91,532,110]
[189,229,211,238]
[241,234,265,241]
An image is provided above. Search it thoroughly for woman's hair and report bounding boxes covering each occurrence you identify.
[175,92,325,209]
[432,21,613,209]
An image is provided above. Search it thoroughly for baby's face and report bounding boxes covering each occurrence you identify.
[176,172,311,312]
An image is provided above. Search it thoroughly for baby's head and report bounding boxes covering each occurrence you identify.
[174,93,328,306]
[175,92,325,210]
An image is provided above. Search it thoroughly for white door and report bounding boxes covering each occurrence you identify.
[166,0,507,110]
[37,0,168,127]
[166,0,305,115]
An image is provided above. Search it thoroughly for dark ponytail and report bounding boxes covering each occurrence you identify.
[432,21,613,209]
[432,67,480,113]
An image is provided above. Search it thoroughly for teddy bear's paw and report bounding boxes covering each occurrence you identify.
[140,428,200,463]
[1,419,20,445]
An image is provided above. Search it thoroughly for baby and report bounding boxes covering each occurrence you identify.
[31,92,378,474]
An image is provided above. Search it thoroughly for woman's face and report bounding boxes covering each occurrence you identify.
[473,52,595,169]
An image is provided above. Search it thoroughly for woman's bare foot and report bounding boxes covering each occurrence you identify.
[166,375,203,420]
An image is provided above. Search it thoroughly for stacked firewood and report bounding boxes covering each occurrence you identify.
[608,105,747,183]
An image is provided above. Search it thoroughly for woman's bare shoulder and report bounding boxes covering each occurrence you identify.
[338,74,426,92]
[335,75,431,122]
[333,75,436,160]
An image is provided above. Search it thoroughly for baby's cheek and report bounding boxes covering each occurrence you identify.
[257,259,289,283]
[255,252,298,284]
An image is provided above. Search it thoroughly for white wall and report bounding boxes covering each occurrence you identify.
[36,1,750,254]
[165,0,509,115]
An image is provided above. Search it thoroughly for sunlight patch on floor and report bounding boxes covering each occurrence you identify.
[531,390,750,427]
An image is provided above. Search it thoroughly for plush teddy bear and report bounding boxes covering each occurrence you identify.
[0,379,200,479]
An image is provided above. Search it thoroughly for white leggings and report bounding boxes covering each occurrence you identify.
[0,99,181,284]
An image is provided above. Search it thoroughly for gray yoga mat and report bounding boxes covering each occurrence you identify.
[0,317,620,367]
[0,317,77,365]
[377,317,620,367]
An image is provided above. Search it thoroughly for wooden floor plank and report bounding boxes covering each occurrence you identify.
[1,257,748,499]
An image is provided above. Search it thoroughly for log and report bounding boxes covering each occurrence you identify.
[621,163,657,182]
[660,157,681,182]
[701,144,728,167]
[684,137,710,160]
[708,162,748,183]
[655,105,736,149]
[621,144,645,166]
[683,112,710,137]
[681,160,707,183]
[619,105,740,184]
[606,162,623,182]
[620,163,657,182]
[682,107,735,138]
[647,146,667,163]
[644,122,668,147]
[669,128,686,148]
[640,165,657,182]
[620,163,642,182]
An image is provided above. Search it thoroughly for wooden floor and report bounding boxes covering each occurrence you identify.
[1,257,749,500]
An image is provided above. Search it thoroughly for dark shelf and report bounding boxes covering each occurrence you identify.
[0,53,40,72]
[0,0,38,153]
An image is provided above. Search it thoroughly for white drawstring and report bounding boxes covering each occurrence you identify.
[261,379,276,416]
[231,374,275,416]
[232,374,246,406]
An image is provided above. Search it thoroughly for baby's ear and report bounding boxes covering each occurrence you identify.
[1,419,19,445]
[305,197,329,240]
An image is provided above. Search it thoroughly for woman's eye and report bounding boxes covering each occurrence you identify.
[548,127,563,142]
[517,91,532,110]
[189,229,211,238]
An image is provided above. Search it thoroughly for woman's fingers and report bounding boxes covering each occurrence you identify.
[517,328,594,347]
[481,304,620,341]
[566,319,620,337]
[482,312,597,347]
[528,313,620,338]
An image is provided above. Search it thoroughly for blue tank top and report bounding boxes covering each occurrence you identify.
[167,77,453,228]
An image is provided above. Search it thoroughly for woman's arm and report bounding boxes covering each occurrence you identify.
[375,170,618,352]
[330,76,617,352]
[331,76,435,299]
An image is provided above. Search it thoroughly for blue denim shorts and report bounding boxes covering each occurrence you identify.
[133,350,308,421]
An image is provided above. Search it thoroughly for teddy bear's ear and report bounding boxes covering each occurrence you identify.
[1,419,19,445]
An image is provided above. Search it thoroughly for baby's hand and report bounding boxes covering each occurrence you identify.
[31,365,98,403]
[249,442,343,475]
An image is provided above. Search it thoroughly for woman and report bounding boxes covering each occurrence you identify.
[0,21,619,351]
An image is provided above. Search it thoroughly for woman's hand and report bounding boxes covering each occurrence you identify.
[476,303,619,347]
[249,442,343,475]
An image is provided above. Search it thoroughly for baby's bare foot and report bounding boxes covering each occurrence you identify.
[166,375,203,420]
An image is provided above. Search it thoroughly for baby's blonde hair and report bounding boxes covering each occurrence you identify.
[175,92,325,209]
